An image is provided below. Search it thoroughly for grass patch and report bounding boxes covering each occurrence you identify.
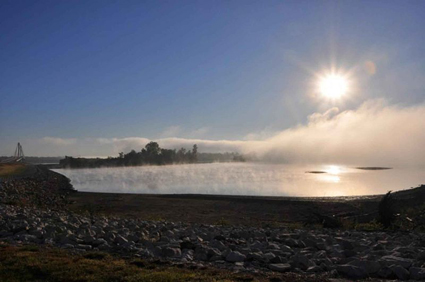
[0,244,329,282]
[354,220,384,231]
[82,252,110,260]
[0,164,26,177]
[215,217,231,226]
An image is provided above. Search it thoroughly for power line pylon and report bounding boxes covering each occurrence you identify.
[14,142,25,161]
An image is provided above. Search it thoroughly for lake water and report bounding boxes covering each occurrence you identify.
[54,163,425,197]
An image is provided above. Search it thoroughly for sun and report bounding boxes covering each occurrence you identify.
[318,73,348,99]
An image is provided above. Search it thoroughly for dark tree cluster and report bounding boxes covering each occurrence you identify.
[60,142,198,168]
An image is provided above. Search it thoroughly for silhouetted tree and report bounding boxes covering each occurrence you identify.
[191,144,198,163]
[145,142,160,155]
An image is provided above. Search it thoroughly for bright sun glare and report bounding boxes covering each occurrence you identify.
[319,74,348,99]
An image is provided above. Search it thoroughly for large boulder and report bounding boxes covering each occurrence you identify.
[336,264,368,279]
[226,251,246,262]
[269,263,291,272]
[410,267,425,280]
[379,255,412,269]
[390,265,410,280]
[163,247,182,258]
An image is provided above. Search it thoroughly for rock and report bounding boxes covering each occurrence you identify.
[410,267,425,280]
[214,235,226,241]
[181,249,194,261]
[115,234,128,245]
[264,252,276,261]
[194,246,209,261]
[284,238,298,247]
[163,247,182,258]
[248,252,265,262]
[226,251,246,262]
[290,254,315,270]
[307,265,322,273]
[76,244,92,250]
[180,241,196,250]
[380,255,412,269]
[390,265,409,280]
[92,238,107,247]
[270,256,285,263]
[336,238,354,250]
[348,259,380,274]
[336,264,367,279]
[377,266,393,279]
[207,248,221,258]
[267,242,280,250]
[83,235,95,244]
[343,249,357,257]
[269,263,291,272]
[280,245,293,253]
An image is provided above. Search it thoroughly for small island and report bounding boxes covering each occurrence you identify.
[356,167,393,170]
[60,142,245,169]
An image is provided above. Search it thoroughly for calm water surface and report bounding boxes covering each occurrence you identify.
[54,163,425,197]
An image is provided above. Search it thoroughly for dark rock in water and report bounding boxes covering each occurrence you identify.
[356,167,392,170]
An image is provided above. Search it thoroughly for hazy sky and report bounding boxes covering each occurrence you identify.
[1,0,425,162]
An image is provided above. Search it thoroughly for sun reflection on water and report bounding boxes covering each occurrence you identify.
[326,165,342,175]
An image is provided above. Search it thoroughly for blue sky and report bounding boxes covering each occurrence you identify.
[1,0,425,158]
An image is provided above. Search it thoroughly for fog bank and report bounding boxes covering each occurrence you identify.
[34,100,425,166]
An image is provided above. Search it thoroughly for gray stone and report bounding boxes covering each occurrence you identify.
[337,264,367,279]
[410,267,425,280]
[280,245,293,253]
[264,252,276,261]
[76,244,92,250]
[380,255,412,269]
[291,254,315,270]
[348,259,380,274]
[307,265,322,273]
[390,265,409,280]
[115,234,128,245]
[92,238,107,247]
[336,238,354,250]
[269,263,291,272]
[163,247,182,258]
[226,251,246,262]
[248,252,265,262]
[377,266,393,279]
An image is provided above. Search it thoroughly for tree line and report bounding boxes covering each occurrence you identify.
[60,142,245,169]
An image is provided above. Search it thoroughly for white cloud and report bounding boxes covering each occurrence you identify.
[41,137,77,146]
[159,126,181,138]
[188,127,210,138]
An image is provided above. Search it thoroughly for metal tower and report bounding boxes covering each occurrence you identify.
[13,142,25,161]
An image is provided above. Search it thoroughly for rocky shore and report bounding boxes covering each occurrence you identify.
[1,166,425,280]
[2,203,425,280]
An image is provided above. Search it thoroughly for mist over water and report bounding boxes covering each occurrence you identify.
[54,163,425,197]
